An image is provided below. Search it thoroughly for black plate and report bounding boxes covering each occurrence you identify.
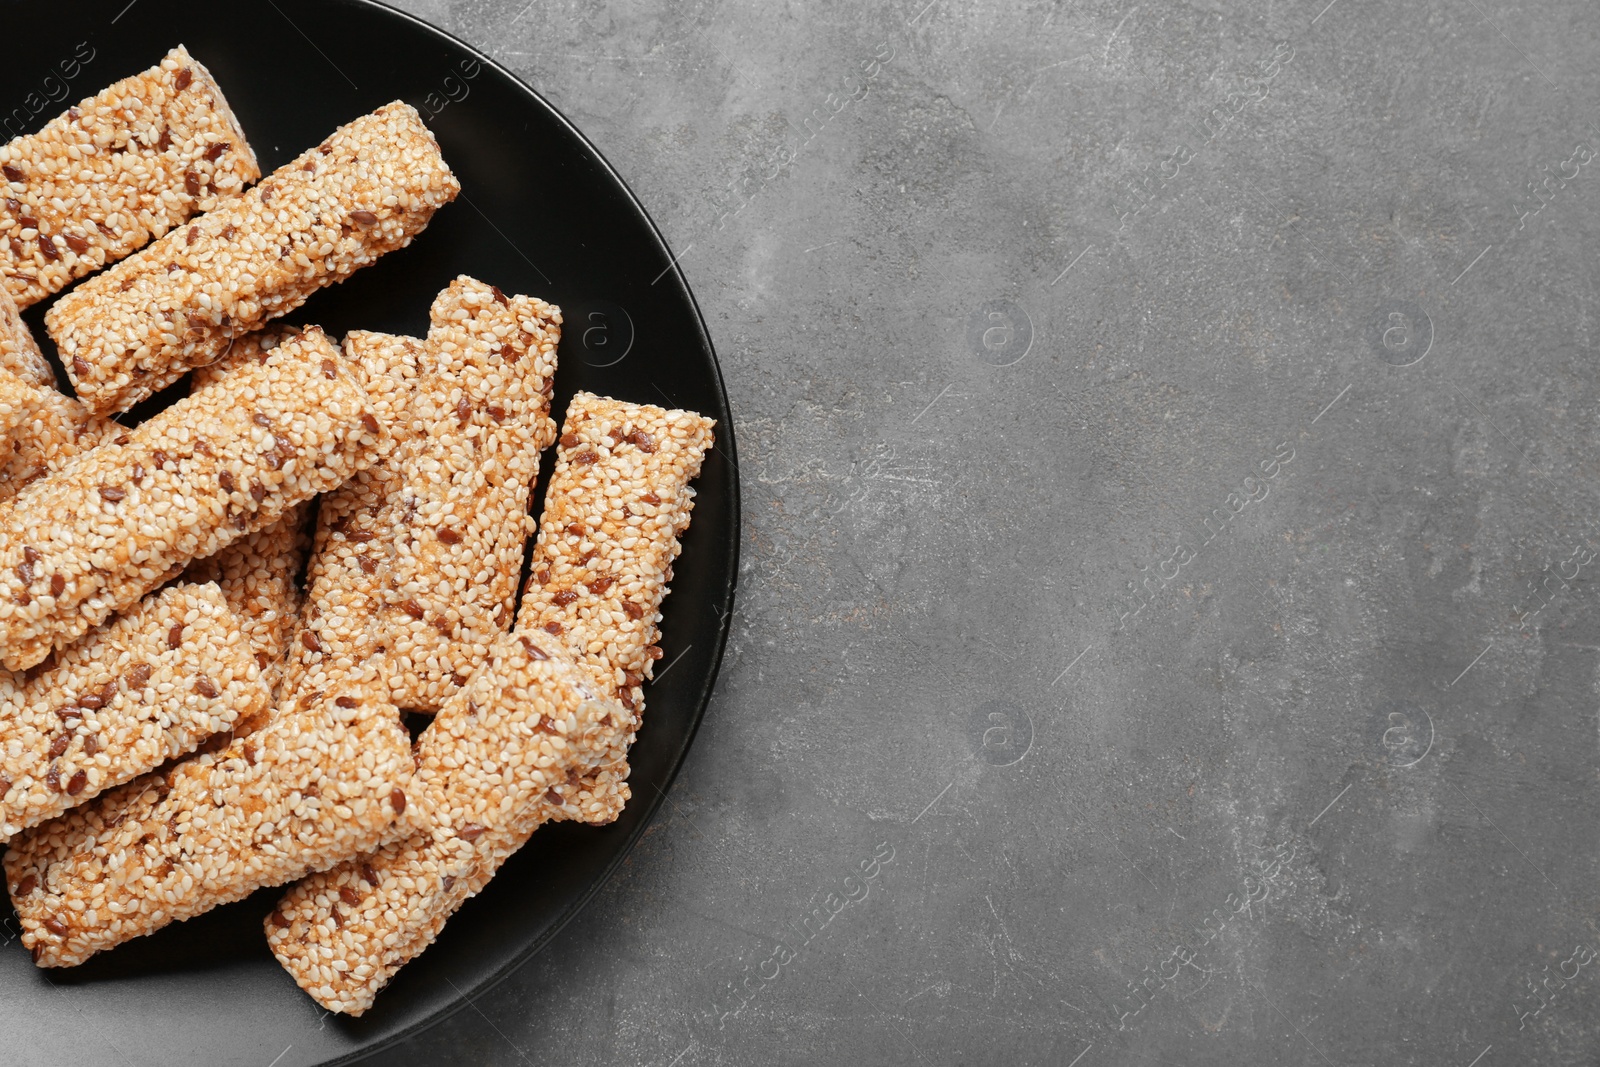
[0,2,737,1063]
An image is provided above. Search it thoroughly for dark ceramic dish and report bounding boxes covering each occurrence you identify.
[0,2,736,1063]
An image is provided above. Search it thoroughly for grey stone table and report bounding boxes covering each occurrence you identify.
[371,1,1600,1063]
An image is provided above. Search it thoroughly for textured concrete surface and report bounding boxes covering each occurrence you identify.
[369,1,1600,1063]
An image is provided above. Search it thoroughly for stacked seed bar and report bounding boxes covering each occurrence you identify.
[521,393,714,725]
[380,279,559,709]
[285,279,559,711]
[1,46,258,310]
[516,394,714,822]
[0,286,52,388]
[48,102,460,415]
[0,581,266,842]
[268,393,713,1014]
[5,689,413,968]
[0,327,388,672]
[267,629,630,1014]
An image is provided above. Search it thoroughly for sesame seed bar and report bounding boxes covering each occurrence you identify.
[285,279,559,712]
[378,279,558,710]
[0,326,387,672]
[0,285,53,389]
[1,46,259,310]
[519,393,714,785]
[268,629,629,1014]
[0,581,266,843]
[5,689,413,968]
[279,331,430,705]
[0,379,118,504]
[47,102,459,416]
